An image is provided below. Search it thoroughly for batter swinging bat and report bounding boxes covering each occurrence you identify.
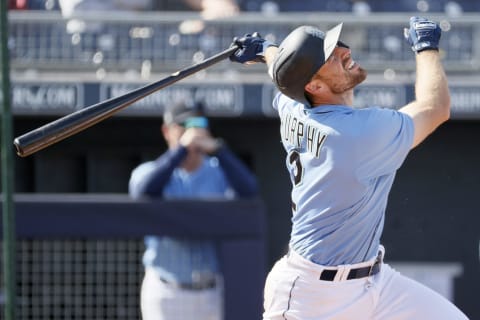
[13,45,239,157]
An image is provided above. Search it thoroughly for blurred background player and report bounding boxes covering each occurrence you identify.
[128,100,258,320]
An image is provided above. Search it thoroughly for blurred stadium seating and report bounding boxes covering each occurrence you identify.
[7,10,480,75]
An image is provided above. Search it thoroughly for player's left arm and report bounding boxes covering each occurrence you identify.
[399,17,450,149]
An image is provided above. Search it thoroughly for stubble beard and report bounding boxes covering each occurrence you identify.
[330,66,368,94]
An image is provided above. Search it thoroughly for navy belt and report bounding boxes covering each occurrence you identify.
[319,252,382,281]
[160,277,216,290]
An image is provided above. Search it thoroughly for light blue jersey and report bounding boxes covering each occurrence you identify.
[273,93,414,266]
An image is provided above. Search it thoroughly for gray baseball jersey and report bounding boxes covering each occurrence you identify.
[273,92,414,266]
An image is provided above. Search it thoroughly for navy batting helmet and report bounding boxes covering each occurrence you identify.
[270,23,344,106]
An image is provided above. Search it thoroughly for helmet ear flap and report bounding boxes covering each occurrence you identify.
[272,50,294,89]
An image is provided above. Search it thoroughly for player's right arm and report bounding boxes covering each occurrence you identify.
[229,33,278,65]
[128,147,187,198]
[399,17,450,149]
[264,46,279,66]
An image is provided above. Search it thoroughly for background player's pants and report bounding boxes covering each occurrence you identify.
[141,268,224,320]
[263,248,469,320]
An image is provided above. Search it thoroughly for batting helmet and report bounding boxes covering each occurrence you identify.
[270,23,344,106]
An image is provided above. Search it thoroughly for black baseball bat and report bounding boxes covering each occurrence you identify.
[13,45,239,157]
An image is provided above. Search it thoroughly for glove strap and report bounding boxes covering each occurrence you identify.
[413,42,439,53]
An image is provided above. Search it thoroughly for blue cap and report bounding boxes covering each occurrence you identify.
[163,101,206,125]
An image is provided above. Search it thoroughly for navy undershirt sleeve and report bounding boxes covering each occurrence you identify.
[136,146,188,197]
[214,145,259,198]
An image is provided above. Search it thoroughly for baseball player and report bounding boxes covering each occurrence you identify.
[229,17,469,319]
[129,101,259,320]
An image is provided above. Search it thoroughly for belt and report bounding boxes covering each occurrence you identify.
[319,252,383,281]
[160,277,216,290]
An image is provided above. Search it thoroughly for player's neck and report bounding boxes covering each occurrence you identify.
[311,90,353,107]
[181,153,204,172]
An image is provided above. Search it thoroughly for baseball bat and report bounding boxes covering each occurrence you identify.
[13,45,239,157]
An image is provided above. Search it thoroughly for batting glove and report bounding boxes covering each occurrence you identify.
[404,16,441,53]
[229,33,276,64]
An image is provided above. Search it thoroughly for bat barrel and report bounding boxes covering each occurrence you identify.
[14,45,238,157]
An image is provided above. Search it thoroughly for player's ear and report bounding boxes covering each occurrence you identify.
[305,79,322,96]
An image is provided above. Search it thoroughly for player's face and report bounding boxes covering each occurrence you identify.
[317,45,367,93]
